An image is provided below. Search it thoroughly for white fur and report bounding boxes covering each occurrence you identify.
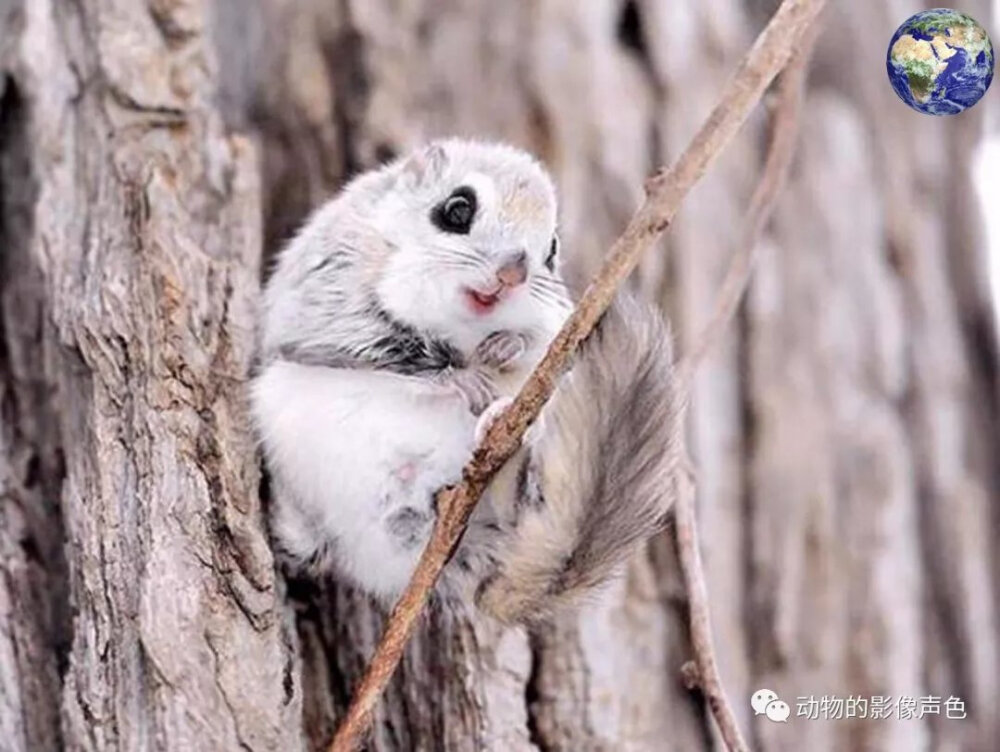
[253,362,477,600]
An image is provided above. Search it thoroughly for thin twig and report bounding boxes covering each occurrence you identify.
[676,23,819,392]
[674,464,747,748]
[671,26,820,752]
[328,2,825,750]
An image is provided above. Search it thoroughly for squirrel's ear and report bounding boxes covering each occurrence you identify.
[400,143,448,187]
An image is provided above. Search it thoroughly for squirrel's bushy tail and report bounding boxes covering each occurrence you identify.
[475,294,679,624]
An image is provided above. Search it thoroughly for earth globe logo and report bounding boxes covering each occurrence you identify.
[886,8,994,115]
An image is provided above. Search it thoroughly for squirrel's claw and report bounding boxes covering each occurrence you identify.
[474,397,514,445]
[474,331,528,371]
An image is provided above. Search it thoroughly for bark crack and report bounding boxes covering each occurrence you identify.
[203,629,255,752]
[523,635,549,752]
[0,71,68,752]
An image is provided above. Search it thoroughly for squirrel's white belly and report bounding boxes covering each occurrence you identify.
[251,360,477,601]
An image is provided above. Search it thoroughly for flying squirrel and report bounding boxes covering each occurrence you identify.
[251,139,677,625]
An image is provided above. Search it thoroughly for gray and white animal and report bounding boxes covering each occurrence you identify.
[251,139,677,624]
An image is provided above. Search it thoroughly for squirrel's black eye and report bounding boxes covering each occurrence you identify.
[544,234,559,272]
[432,186,477,234]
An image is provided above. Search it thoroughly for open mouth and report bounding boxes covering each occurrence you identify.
[464,285,504,314]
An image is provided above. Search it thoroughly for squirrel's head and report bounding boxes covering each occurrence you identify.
[363,139,570,351]
[260,140,571,364]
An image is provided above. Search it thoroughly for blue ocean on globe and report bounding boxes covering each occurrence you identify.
[886,9,994,115]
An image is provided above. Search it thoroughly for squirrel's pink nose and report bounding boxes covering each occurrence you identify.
[496,251,528,288]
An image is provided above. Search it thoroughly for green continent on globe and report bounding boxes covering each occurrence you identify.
[886,9,994,115]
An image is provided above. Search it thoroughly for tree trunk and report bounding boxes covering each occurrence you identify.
[2,1,997,751]
[0,1,299,749]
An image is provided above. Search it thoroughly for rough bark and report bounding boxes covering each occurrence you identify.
[0,47,67,752]
[1,0,997,750]
[1,1,299,750]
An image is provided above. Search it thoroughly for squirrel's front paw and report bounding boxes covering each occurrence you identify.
[474,331,528,371]
[474,397,514,445]
[438,368,498,415]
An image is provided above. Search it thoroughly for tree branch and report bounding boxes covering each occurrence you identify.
[328,1,825,749]
[671,26,819,752]
[676,22,818,392]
